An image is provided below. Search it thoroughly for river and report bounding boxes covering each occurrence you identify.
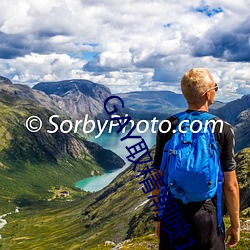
[75,129,156,192]
[0,208,19,239]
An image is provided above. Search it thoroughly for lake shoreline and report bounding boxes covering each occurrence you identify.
[75,130,156,192]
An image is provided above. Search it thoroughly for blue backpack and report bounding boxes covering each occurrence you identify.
[159,111,223,228]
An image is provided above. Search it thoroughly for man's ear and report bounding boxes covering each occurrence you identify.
[204,92,209,100]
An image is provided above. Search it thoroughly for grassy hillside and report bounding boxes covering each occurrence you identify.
[1,148,249,249]
[235,148,250,214]
[0,199,89,249]
[89,217,250,250]
[0,148,154,249]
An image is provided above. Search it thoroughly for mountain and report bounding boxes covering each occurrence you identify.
[118,91,186,119]
[33,79,114,121]
[213,95,250,152]
[0,80,124,212]
[18,77,250,151]
[33,79,224,122]
[32,78,249,151]
[33,82,185,121]
[213,94,250,125]
[209,100,225,110]
[116,91,223,119]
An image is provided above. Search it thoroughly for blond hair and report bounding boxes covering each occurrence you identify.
[181,68,214,104]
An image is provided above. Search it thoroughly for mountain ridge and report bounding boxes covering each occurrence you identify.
[4,76,250,152]
[32,79,227,122]
[32,78,249,152]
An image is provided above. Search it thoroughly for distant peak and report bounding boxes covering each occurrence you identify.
[0,76,12,85]
[32,79,111,100]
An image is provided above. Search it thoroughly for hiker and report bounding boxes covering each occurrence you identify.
[152,68,240,250]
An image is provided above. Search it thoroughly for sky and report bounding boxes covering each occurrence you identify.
[0,0,249,102]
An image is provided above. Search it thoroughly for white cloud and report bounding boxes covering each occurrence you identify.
[0,1,31,34]
[0,0,249,101]
[69,69,154,93]
[0,53,87,85]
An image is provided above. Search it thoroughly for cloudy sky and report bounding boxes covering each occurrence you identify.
[0,0,249,102]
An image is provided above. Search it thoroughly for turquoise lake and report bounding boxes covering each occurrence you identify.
[75,129,156,192]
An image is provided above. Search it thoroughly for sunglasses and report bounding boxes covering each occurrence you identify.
[203,83,218,95]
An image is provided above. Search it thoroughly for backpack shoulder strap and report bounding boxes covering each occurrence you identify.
[201,112,217,120]
[174,111,217,122]
[173,111,189,121]
[201,112,223,230]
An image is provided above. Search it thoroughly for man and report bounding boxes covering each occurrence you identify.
[152,68,240,249]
